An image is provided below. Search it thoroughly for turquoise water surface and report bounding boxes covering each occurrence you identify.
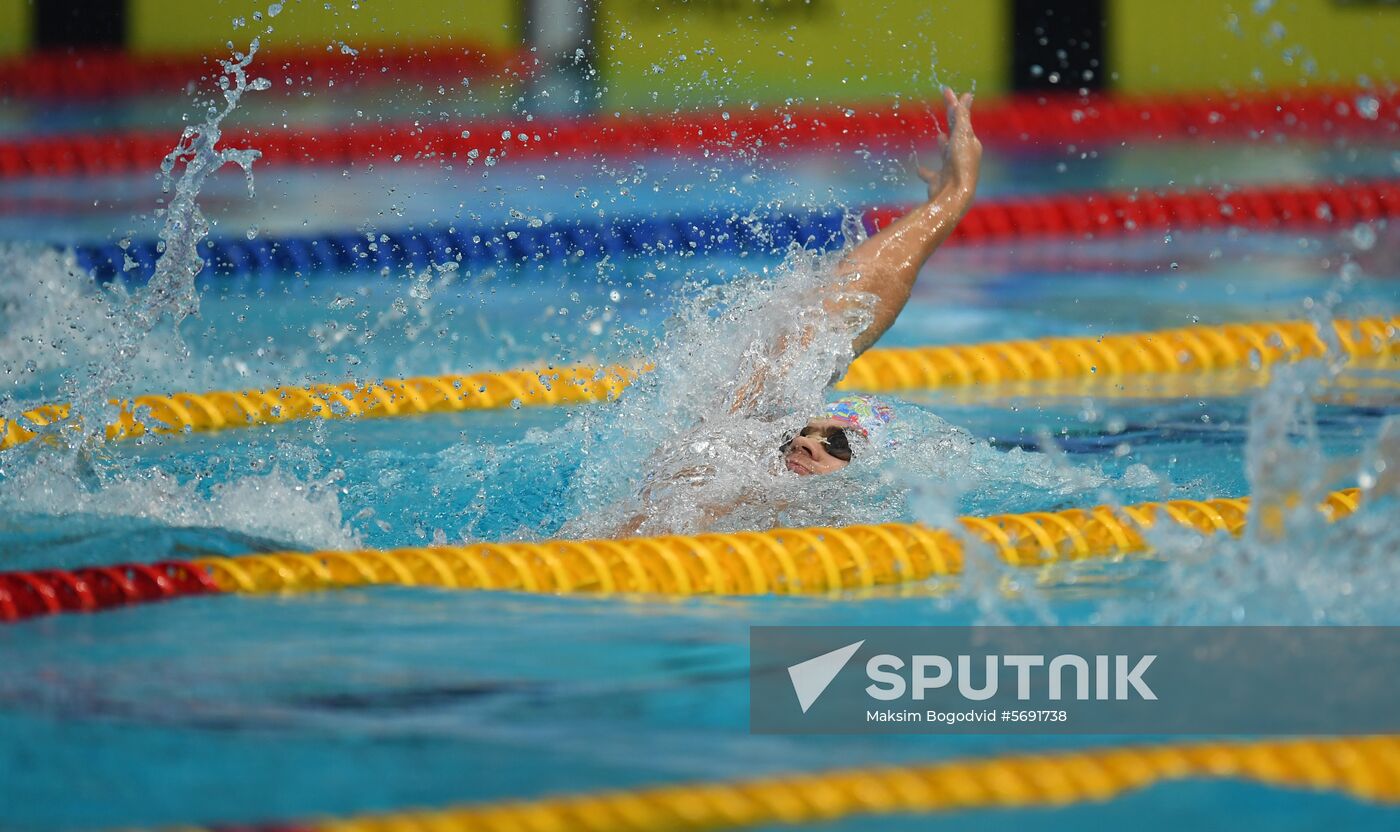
[0,77,1398,830]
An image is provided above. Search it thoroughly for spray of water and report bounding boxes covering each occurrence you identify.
[442,225,1111,542]
[0,39,360,557]
[430,219,1393,625]
[73,42,269,420]
[147,45,268,326]
[0,456,360,566]
[1062,351,1399,626]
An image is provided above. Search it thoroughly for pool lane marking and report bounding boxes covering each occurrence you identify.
[2,317,1394,453]
[0,488,1362,621]
[7,85,1397,180]
[167,735,1400,832]
[74,178,1400,283]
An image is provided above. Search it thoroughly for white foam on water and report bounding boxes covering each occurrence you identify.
[0,246,158,395]
[0,454,360,555]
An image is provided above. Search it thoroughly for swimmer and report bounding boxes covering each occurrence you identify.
[601,87,981,537]
[749,85,982,476]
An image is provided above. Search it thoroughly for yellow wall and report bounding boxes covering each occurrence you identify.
[598,0,1007,109]
[1111,0,1398,91]
[0,0,29,56]
[129,0,520,54]
[5,0,1392,95]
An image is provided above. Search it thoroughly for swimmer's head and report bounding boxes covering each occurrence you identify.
[779,395,895,476]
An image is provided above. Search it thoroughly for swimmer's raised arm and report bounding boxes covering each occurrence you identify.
[835,87,982,356]
[726,87,980,416]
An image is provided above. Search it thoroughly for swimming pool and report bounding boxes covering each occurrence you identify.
[1,66,1398,831]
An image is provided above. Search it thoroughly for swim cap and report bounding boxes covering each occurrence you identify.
[821,394,895,442]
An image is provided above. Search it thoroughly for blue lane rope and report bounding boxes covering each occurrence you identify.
[71,210,852,284]
[59,180,1400,284]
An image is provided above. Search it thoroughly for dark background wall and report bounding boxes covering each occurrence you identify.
[33,0,125,48]
[1011,0,1107,92]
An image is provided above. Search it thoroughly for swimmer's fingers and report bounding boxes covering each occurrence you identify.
[937,88,982,199]
[947,92,975,140]
[941,86,961,132]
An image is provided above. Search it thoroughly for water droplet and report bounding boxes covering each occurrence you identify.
[1349,223,1377,251]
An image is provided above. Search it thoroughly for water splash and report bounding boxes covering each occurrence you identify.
[441,229,1112,541]
[32,41,271,438]
[0,41,268,426]
[0,40,360,559]
[1059,348,1400,626]
[0,247,143,397]
[0,456,361,566]
[141,42,267,332]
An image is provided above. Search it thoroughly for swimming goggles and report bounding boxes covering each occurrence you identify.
[779,425,854,462]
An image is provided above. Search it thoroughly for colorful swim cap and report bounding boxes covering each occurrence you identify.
[821,394,895,442]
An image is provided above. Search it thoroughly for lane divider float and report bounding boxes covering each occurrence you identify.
[73,179,1400,284]
[2,317,1393,452]
[0,488,1361,622]
[0,365,642,451]
[189,734,1400,832]
[3,86,1395,180]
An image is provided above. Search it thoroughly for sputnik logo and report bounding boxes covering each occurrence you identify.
[787,640,864,713]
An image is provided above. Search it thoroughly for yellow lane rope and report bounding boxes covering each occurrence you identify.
[177,735,1400,831]
[188,489,1360,598]
[839,316,1395,390]
[3,317,1394,451]
[0,364,642,450]
[900,363,1400,405]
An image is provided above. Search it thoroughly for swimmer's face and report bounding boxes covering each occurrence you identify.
[780,418,854,476]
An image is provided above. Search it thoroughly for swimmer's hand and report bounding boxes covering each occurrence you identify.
[833,86,983,357]
[917,87,982,204]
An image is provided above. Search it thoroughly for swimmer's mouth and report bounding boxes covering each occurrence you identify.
[784,456,811,475]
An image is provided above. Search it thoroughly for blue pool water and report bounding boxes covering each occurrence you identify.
[0,78,1398,830]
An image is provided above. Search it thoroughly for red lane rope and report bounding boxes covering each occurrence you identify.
[885,179,1400,241]
[1,86,1394,180]
[0,42,533,101]
[0,561,220,622]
